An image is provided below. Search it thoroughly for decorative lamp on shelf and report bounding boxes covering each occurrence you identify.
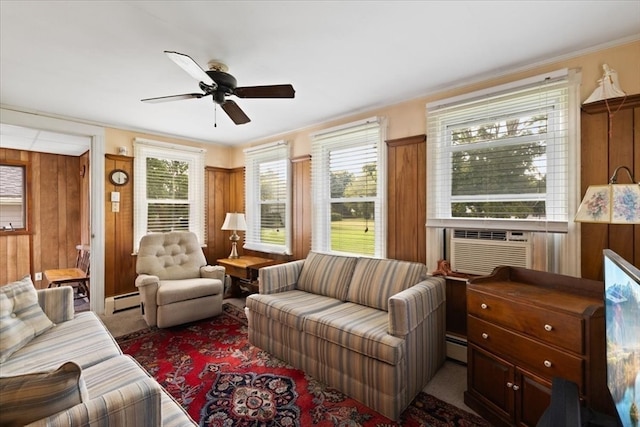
[575,166,640,224]
[221,213,247,258]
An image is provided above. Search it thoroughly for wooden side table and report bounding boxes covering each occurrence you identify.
[217,256,280,298]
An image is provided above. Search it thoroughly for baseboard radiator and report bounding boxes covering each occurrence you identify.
[104,292,140,315]
[446,334,468,363]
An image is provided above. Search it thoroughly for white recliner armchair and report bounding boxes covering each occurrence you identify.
[135,231,225,328]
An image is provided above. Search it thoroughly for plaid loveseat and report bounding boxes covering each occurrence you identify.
[245,251,446,421]
[0,280,196,426]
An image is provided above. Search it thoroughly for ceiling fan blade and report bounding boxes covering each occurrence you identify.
[141,93,205,103]
[164,51,215,85]
[221,100,250,125]
[234,84,295,99]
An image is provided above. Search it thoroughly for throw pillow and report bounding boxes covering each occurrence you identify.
[0,276,55,363]
[0,361,89,427]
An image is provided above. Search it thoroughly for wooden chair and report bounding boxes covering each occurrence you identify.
[44,245,90,300]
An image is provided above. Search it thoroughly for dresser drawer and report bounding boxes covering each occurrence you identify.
[468,315,584,389]
[467,289,584,354]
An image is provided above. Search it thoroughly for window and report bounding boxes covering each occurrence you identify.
[0,162,27,231]
[427,70,577,233]
[311,117,386,257]
[133,138,205,252]
[244,141,291,254]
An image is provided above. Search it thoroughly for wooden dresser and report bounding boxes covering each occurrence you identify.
[464,266,613,427]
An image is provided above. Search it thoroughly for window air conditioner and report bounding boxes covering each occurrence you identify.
[450,229,532,276]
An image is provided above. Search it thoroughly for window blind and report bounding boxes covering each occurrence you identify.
[244,141,291,254]
[426,70,575,233]
[311,117,386,257]
[133,138,205,252]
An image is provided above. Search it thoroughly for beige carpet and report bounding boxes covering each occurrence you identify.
[98,298,475,415]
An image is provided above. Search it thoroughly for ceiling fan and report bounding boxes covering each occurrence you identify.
[142,51,295,125]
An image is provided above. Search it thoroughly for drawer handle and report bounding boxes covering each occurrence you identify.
[480,303,488,310]
[544,324,553,332]
[481,333,489,339]
[544,360,552,368]
[512,384,520,391]
[506,382,513,389]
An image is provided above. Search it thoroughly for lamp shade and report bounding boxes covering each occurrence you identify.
[575,184,640,224]
[221,213,247,231]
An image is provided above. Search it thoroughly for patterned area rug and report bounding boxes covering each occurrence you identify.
[116,304,491,426]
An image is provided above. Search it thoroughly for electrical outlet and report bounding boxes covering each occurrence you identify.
[35,272,42,281]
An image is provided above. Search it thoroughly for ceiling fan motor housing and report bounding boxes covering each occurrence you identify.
[207,70,237,93]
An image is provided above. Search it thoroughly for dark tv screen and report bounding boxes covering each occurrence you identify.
[604,249,640,427]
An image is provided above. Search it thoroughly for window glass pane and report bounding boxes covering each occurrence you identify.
[330,202,375,255]
[260,203,285,245]
[146,158,189,200]
[0,165,25,229]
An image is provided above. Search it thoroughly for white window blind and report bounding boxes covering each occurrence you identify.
[244,141,291,254]
[311,117,386,257]
[426,70,576,233]
[133,138,205,252]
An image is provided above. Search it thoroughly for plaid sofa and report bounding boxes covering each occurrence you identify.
[245,251,446,421]
[0,284,196,427]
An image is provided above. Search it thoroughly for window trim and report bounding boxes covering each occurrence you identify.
[244,140,291,255]
[426,69,573,233]
[133,138,205,252]
[0,160,31,235]
[311,117,387,258]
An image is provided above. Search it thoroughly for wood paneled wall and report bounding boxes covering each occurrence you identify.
[1,148,84,288]
[387,135,426,263]
[104,154,136,297]
[581,94,640,280]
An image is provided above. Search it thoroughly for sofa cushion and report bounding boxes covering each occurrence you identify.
[303,302,405,365]
[157,278,223,306]
[0,361,89,427]
[297,251,357,300]
[246,290,343,331]
[82,355,195,426]
[0,276,55,363]
[0,312,122,376]
[346,258,427,311]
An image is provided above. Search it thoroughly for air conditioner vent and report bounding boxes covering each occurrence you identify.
[450,229,532,275]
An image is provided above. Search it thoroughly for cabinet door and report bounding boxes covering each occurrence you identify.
[468,344,514,423]
[515,368,551,427]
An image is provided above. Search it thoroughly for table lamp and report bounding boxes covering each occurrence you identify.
[221,213,247,258]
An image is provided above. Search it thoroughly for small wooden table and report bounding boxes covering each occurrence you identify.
[217,256,280,298]
[44,268,90,298]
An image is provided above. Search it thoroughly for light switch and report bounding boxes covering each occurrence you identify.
[111,191,120,202]
[112,202,120,212]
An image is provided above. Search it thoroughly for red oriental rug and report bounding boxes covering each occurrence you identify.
[116,304,491,427]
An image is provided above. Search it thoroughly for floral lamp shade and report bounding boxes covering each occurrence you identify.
[575,184,640,224]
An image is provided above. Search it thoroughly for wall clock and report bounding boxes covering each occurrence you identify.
[109,169,129,186]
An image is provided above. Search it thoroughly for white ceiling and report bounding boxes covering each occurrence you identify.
[1,1,639,148]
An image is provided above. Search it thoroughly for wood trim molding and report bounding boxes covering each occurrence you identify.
[105,154,133,161]
[581,93,640,114]
[386,134,426,147]
[291,154,311,163]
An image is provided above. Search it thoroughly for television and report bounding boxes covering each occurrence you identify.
[604,249,640,427]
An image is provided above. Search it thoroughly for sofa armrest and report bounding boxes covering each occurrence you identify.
[37,286,75,324]
[135,274,160,327]
[25,378,162,427]
[387,276,446,337]
[259,260,305,294]
[200,265,225,280]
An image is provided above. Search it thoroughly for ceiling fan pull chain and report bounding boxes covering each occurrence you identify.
[214,102,217,127]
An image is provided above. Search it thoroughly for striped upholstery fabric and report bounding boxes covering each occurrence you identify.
[0,361,89,427]
[388,276,446,336]
[346,258,427,311]
[0,277,55,363]
[297,251,357,300]
[37,286,74,324]
[0,312,122,376]
[246,254,446,421]
[303,302,404,365]
[259,260,305,294]
[246,290,343,330]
